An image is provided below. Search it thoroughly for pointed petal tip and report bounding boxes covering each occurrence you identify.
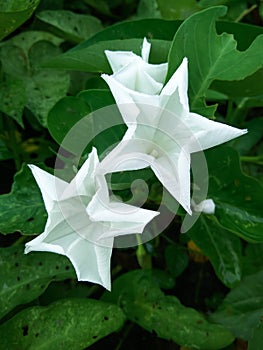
[77,274,111,291]
[187,207,192,216]
[101,73,109,79]
[141,37,151,62]
[230,127,248,140]
[24,245,30,254]
[27,163,40,174]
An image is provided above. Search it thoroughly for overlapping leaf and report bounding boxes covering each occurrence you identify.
[0,298,125,349]
[210,270,263,340]
[103,270,234,349]
[72,18,181,51]
[0,165,46,234]
[47,89,125,155]
[188,215,242,288]
[37,10,103,43]
[206,146,263,242]
[248,321,263,350]
[0,75,26,126]
[0,244,75,319]
[72,17,263,53]
[167,6,263,112]
[0,0,40,40]
[242,243,263,276]
[0,31,70,126]
[44,38,171,72]
[47,96,91,147]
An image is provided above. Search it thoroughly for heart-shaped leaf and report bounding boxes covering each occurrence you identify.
[167,6,263,111]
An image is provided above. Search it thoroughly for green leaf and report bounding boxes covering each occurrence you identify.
[199,0,247,22]
[248,320,263,350]
[210,270,263,340]
[36,10,103,43]
[102,270,172,303]
[0,164,46,235]
[72,18,263,52]
[0,0,40,41]
[39,281,93,305]
[1,30,63,51]
[78,88,115,110]
[208,19,263,99]
[47,96,91,147]
[233,117,263,155]
[211,69,263,98]
[0,298,125,349]
[129,296,234,349]
[83,0,113,16]
[135,0,161,18]
[188,215,242,288]
[47,90,126,155]
[242,243,263,276]
[157,0,200,19]
[72,18,181,51]
[103,270,234,349]
[0,244,75,320]
[206,146,263,242]
[0,31,70,126]
[43,38,171,72]
[167,6,263,110]
[77,89,126,156]
[0,74,26,127]
[216,21,263,51]
[164,244,189,278]
[0,138,12,160]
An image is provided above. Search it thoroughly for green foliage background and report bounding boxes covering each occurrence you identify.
[0,0,262,349]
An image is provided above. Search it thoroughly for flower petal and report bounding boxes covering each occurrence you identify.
[87,176,158,234]
[152,151,192,214]
[28,164,68,212]
[141,37,151,62]
[113,61,164,94]
[25,199,114,290]
[62,147,99,199]
[105,50,137,73]
[187,113,247,152]
[161,57,189,110]
[67,236,113,290]
[99,138,154,174]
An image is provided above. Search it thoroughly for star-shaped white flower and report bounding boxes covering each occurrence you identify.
[100,38,247,214]
[25,147,158,290]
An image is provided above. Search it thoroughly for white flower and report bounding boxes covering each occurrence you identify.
[100,38,247,214]
[191,199,215,214]
[25,147,158,290]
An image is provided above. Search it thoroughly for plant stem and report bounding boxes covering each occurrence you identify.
[12,235,28,246]
[136,234,152,269]
[240,155,263,165]
[235,4,257,22]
